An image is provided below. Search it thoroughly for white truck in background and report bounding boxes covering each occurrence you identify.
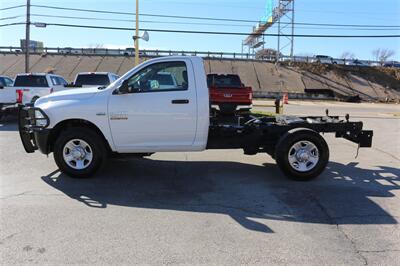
[69,72,120,88]
[13,73,68,105]
[18,56,373,181]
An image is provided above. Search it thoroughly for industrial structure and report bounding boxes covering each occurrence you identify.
[243,0,295,60]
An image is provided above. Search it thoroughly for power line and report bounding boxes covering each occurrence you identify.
[38,22,400,38]
[0,19,398,33]
[0,15,24,21]
[31,4,400,28]
[0,22,26,27]
[0,4,26,11]
[27,14,400,31]
[29,14,255,28]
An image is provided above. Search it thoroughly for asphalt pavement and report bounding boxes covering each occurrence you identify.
[1,102,399,265]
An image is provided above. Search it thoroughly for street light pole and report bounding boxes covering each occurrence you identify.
[134,0,139,66]
[25,0,31,73]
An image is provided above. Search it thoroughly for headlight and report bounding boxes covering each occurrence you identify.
[34,110,48,127]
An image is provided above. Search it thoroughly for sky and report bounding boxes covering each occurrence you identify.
[1,0,399,60]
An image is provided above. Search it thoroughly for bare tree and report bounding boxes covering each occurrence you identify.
[340,51,355,59]
[372,48,395,63]
[88,43,104,49]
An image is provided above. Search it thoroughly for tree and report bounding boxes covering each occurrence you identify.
[88,44,104,49]
[372,48,395,63]
[340,51,355,59]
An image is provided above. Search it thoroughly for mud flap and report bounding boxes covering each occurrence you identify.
[18,106,37,153]
[336,130,373,148]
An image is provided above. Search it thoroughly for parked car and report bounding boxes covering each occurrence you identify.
[123,48,145,56]
[345,59,369,67]
[13,73,68,104]
[383,61,400,68]
[0,76,16,113]
[18,56,373,181]
[59,47,80,54]
[207,74,252,113]
[311,55,338,64]
[70,72,120,88]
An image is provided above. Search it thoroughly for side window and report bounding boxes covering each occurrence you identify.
[50,76,60,86]
[5,78,14,86]
[57,77,68,85]
[0,78,5,87]
[126,61,188,93]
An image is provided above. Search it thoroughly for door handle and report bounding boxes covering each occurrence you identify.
[171,99,189,104]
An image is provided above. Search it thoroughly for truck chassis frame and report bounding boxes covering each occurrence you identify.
[19,105,373,156]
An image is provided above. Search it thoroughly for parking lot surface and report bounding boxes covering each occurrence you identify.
[1,102,399,265]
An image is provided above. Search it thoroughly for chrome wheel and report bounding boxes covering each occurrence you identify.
[288,141,319,172]
[62,139,93,170]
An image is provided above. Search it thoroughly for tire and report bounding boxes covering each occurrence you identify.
[274,129,329,181]
[53,127,107,178]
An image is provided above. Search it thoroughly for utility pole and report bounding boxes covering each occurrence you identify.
[290,0,295,58]
[276,1,281,62]
[134,0,139,66]
[25,0,31,73]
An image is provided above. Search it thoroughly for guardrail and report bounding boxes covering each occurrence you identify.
[0,46,385,66]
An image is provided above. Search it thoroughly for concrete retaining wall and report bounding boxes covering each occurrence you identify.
[0,53,399,101]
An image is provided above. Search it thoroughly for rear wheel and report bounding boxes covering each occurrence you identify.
[53,127,107,178]
[275,129,329,181]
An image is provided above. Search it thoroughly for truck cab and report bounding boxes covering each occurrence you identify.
[21,56,209,153]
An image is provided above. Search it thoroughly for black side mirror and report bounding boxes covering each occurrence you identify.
[0,86,4,89]
[116,80,131,94]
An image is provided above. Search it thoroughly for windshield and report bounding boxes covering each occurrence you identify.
[75,74,110,86]
[14,75,49,87]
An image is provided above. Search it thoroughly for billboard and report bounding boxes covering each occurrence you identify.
[261,0,274,24]
[20,39,44,53]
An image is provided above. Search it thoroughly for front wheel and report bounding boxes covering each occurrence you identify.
[275,129,329,181]
[53,127,107,178]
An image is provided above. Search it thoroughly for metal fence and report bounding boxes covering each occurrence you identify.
[0,46,384,66]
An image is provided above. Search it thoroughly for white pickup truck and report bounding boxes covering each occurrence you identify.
[18,56,373,181]
[69,72,120,88]
[13,73,68,104]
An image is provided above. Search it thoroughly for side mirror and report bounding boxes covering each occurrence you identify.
[0,86,4,89]
[116,79,130,94]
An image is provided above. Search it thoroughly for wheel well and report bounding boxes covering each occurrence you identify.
[269,128,318,158]
[47,119,112,153]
